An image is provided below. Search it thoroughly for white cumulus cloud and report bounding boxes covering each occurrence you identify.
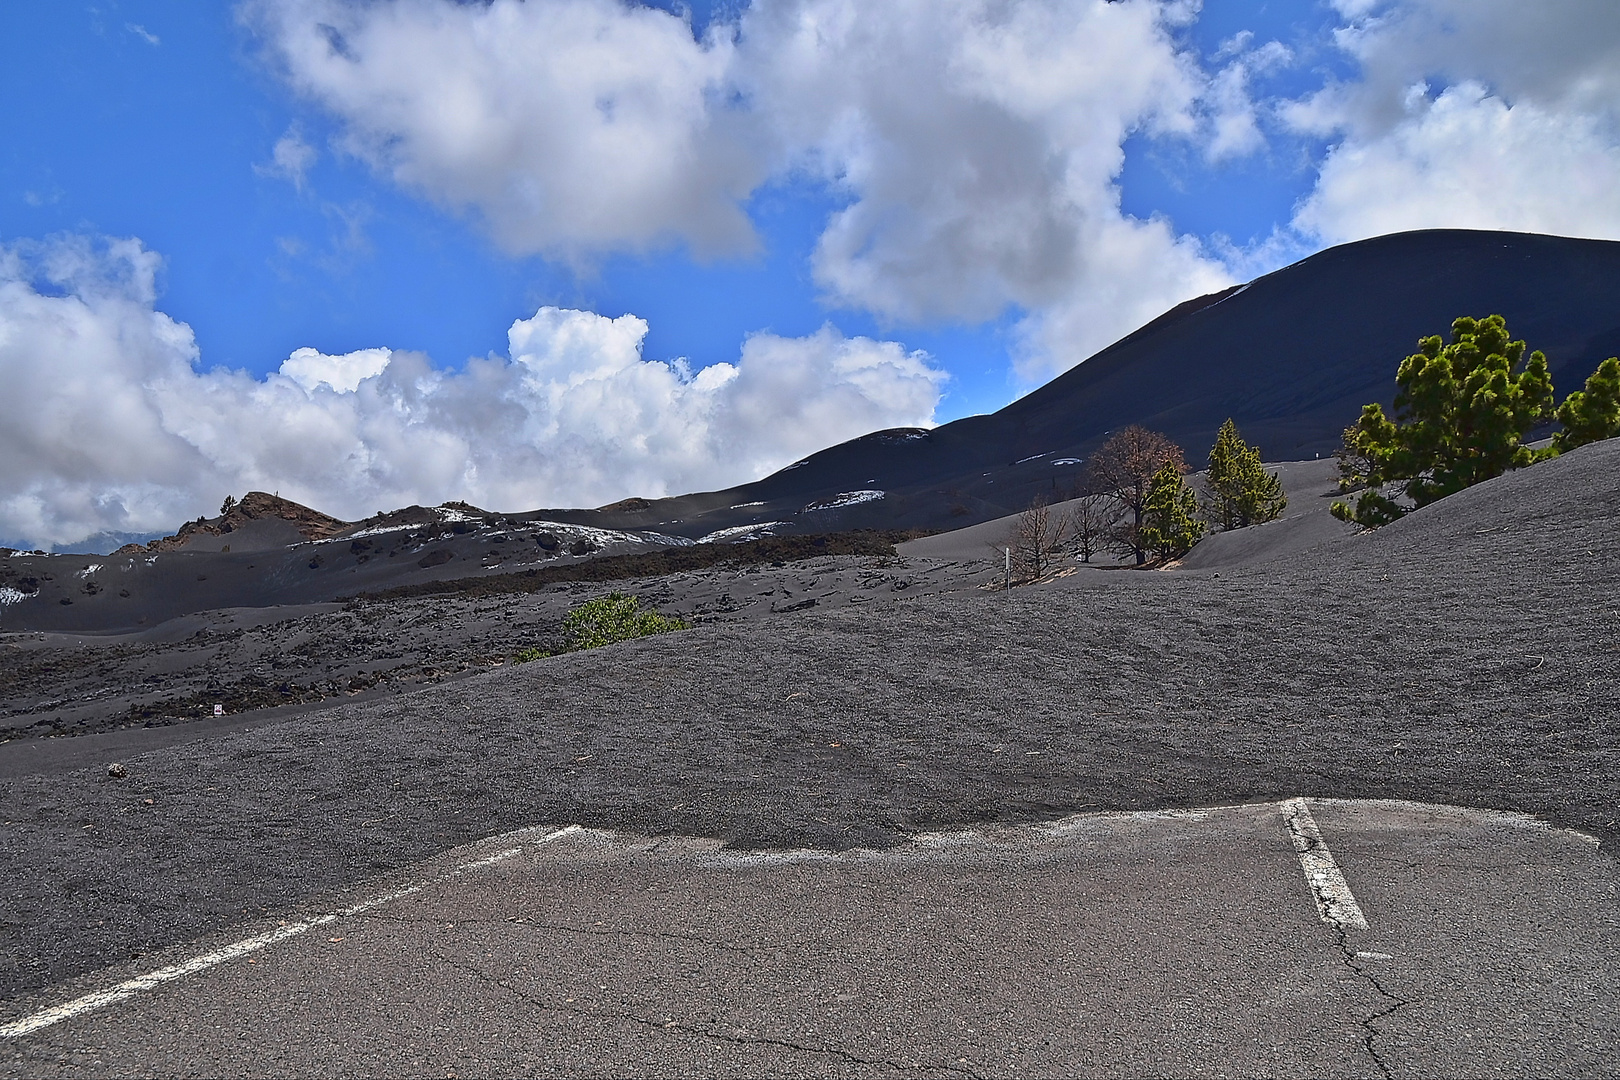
[733,0,1241,380]
[242,0,758,260]
[1295,83,1620,243]
[735,0,1209,324]
[1288,0,1620,244]
[0,236,944,549]
[0,236,225,549]
[245,0,1250,382]
[279,345,391,393]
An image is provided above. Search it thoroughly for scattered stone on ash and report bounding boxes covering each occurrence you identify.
[107,763,128,779]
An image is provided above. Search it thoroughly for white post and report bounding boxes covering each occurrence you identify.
[1004,546,1010,592]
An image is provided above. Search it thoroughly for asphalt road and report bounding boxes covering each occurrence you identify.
[5,799,1614,1078]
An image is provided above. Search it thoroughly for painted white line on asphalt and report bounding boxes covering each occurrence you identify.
[459,846,524,871]
[0,824,582,1040]
[0,916,337,1039]
[343,884,424,915]
[1040,807,1212,838]
[1281,798,1368,931]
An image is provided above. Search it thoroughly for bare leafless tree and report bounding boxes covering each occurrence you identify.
[1068,493,1113,563]
[995,496,1067,584]
[1083,426,1186,564]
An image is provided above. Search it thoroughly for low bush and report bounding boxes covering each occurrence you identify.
[563,592,689,651]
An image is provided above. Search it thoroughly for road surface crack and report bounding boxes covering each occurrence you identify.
[1282,800,1408,1077]
[433,950,986,1078]
[1331,923,1411,1080]
[344,910,814,956]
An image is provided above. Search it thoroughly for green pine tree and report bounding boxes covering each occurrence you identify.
[1551,356,1620,453]
[1332,314,1554,527]
[1139,463,1205,561]
[1205,418,1286,530]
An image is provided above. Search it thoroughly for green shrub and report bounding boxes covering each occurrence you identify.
[563,592,689,652]
[511,646,550,663]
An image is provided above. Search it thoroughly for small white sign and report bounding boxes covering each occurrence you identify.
[213,704,224,717]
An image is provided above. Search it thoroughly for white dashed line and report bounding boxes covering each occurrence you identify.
[0,824,581,1039]
[1281,798,1368,930]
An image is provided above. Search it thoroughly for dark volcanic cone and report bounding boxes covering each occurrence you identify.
[592,229,1620,539]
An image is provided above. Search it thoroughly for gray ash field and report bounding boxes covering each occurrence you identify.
[1,443,1617,1002]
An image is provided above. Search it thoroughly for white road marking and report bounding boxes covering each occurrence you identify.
[0,918,336,1039]
[0,824,581,1039]
[343,884,424,915]
[1281,798,1368,930]
[459,847,524,871]
[1039,808,1211,838]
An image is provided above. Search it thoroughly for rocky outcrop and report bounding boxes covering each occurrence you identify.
[116,493,350,554]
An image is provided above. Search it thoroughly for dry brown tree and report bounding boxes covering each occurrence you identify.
[993,496,1067,585]
[1083,426,1186,565]
[1067,492,1113,563]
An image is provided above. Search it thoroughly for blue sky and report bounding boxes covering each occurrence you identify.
[4,0,1620,548]
[2,3,993,417]
[0,0,1330,419]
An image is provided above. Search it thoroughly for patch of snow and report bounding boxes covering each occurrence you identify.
[340,522,419,541]
[803,490,885,513]
[1052,458,1082,466]
[729,502,765,509]
[527,520,695,549]
[698,522,786,544]
[0,587,31,606]
[781,460,807,471]
[1202,281,1252,313]
[435,505,478,523]
[331,516,696,550]
[1015,453,1049,464]
[76,563,102,578]
[637,531,696,547]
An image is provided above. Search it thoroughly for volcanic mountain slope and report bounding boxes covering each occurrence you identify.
[581,229,1620,540]
[116,492,350,554]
